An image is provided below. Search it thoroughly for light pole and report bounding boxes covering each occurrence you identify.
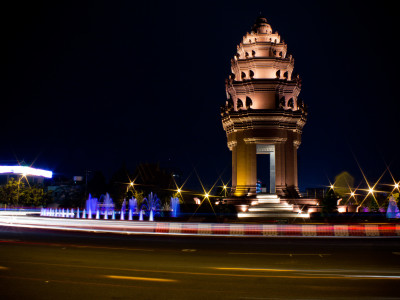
[16,174,25,207]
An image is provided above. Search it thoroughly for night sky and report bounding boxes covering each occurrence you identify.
[2,0,399,191]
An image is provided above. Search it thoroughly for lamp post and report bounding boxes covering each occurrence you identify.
[16,174,26,207]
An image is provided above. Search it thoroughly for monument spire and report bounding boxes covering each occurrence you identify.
[221,15,307,198]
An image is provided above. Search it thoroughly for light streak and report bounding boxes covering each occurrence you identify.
[2,215,399,238]
[227,253,331,256]
[171,169,195,202]
[191,168,220,216]
[0,166,52,178]
[213,267,292,272]
[384,165,399,192]
[7,260,397,280]
[105,275,177,282]
[354,158,386,208]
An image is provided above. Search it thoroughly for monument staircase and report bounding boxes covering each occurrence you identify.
[236,194,310,219]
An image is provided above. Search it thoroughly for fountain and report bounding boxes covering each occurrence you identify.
[85,193,116,219]
[99,193,114,217]
[141,193,161,213]
[122,199,126,212]
[129,198,138,215]
[137,193,161,221]
[43,190,167,221]
[86,194,98,216]
[101,193,114,209]
[386,195,400,219]
[170,197,180,218]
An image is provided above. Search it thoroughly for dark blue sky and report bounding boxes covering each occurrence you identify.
[2,0,399,191]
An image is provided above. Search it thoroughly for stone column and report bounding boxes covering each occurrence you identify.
[269,149,276,194]
[275,141,286,196]
[284,135,295,188]
[293,140,301,194]
[231,144,237,194]
[248,143,257,195]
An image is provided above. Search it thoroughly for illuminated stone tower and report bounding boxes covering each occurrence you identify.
[221,16,307,198]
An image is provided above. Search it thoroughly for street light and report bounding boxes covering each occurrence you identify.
[126,181,135,193]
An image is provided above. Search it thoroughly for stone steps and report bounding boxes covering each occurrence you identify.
[256,194,281,204]
[237,194,310,219]
[238,212,310,218]
[248,206,293,212]
[257,199,281,204]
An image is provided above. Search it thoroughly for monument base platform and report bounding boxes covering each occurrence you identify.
[224,194,320,219]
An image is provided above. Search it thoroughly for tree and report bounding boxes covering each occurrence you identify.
[109,163,131,208]
[0,177,52,207]
[0,178,24,205]
[52,185,85,208]
[334,171,354,198]
[132,162,175,205]
[394,193,400,210]
[87,171,107,198]
[367,195,379,212]
[321,188,338,216]
[133,189,144,207]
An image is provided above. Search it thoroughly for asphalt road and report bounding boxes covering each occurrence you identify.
[0,226,399,299]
